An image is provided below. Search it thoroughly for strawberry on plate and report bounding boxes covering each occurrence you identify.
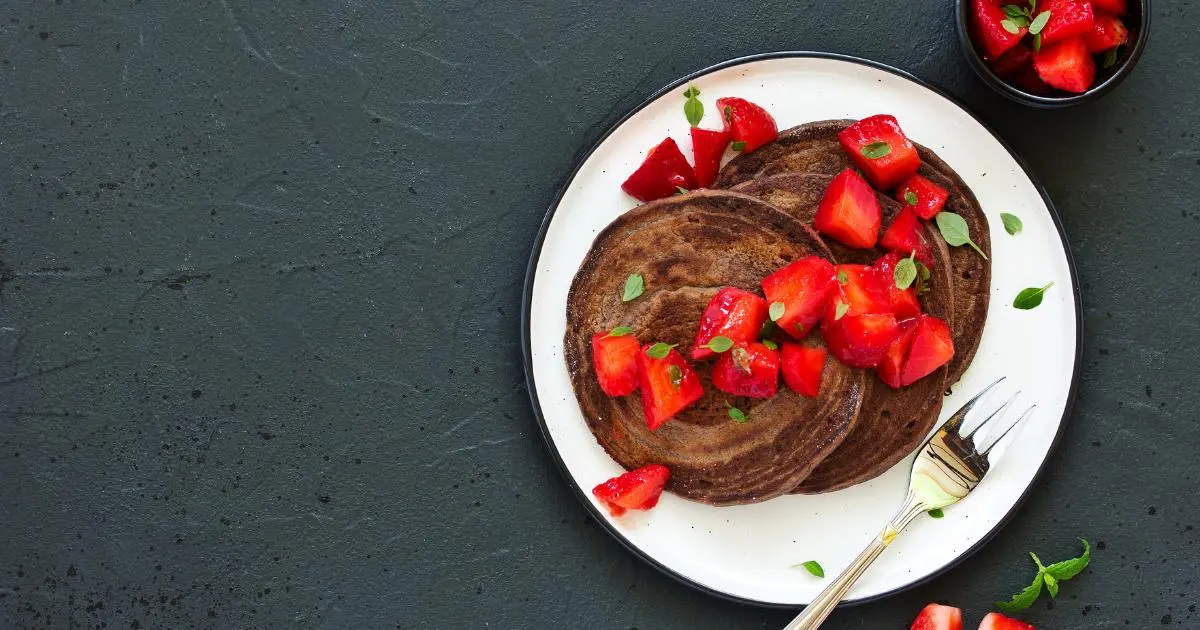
[874,253,923,319]
[780,343,826,397]
[910,603,963,630]
[822,312,900,368]
[970,0,1026,59]
[1040,0,1095,47]
[901,315,955,386]
[1091,0,1127,16]
[880,207,934,267]
[690,126,730,188]
[896,174,950,220]
[712,342,780,399]
[692,287,768,360]
[761,256,838,339]
[832,264,892,318]
[1084,12,1129,53]
[978,612,1035,630]
[837,115,922,190]
[814,168,883,249]
[716,97,778,153]
[591,328,641,396]
[592,464,670,517]
[621,137,698,202]
[875,317,919,388]
[1033,37,1096,94]
[637,344,704,430]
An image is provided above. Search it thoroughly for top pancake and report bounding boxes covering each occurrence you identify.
[564,190,865,505]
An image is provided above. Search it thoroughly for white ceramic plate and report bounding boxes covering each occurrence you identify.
[521,53,1080,607]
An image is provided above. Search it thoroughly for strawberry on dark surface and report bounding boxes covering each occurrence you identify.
[715,97,778,153]
[620,137,698,202]
[896,174,950,220]
[875,317,919,388]
[711,342,780,399]
[977,612,1035,630]
[780,343,826,397]
[591,330,641,396]
[1085,12,1129,52]
[1091,0,1127,15]
[837,115,922,190]
[874,253,923,319]
[689,126,730,188]
[909,603,963,630]
[692,287,768,360]
[591,464,670,517]
[900,315,955,386]
[1033,37,1096,93]
[880,207,934,267]
[970,0,1026,58]
[814,168,883,249]
[760,256,838,338]
[637,344,703,431]
[822,312,901,368]
[1040,0,1095,46]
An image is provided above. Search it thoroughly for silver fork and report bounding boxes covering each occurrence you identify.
[784,377,1035,630]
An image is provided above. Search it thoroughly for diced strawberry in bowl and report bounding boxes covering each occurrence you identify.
[814,168,882,249]
[761,256,838,338]
[900,315,955,386]
[909,603,963,630]
[977,612,1035,630]
[1033,37,1096,94]
[1091,0,1127,16]
[837,115,922,190]
[875,317,919,388]
[690,126,730,188]
[880,207,934,267]
[712,342,780,399]
[637,344,704,431]
[591,329,641,396]
[1040,0,1095,47]
[592,464,670,517]
[990,43,1034,80]
[780,343,826,397]
[822,312,900,368]
[896,174,950,220]
[1085,12,1129,53]
[874,253,923,319]
[692,287,768,360]
[969,0,1026,59]
[620,137,697,202]
[832,264,892,318]
[716,97,778,153]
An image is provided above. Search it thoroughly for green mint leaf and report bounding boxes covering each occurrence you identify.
[1013,282,1054,310]
[723,105,732,122]
[667,364,683,388]
[727,403,748,423]
[837,270,849,285]
[1029,0,1037,12]
[606,326,633,337]
[893,256,918,290]
[683,85,700,99]
[1030,552,1048,572]
[675,186,689,195]
[769,301,786,322]
[1001,18,1023,34]
[645,342,677,359]
[622,273,644,302]
[834,301,849,321]
[760,319,777,338]
[935,212,987,259]
[1032,33,1042,52]
[730,140,747,152]
[1103,47,1120,69]
[1001,4,1026,18]
[1043,571,1059,598]
[761,339,778,350]
[1044,539,1091,581]
[860,141,891,160]
[915,260,931,295]
[1028,10,1051,35]
[705,335,734,353]
[1001,212,1023,235]
[683,83,704,127]
[793,560,824,578]
[996,573,1044,613]
[928,508,944,518]
[904,190,919,206]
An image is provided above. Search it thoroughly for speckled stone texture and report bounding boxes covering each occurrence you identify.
[0,1,1196,628]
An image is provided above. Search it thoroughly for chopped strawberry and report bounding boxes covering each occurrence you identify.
[620,138,698,202]
[692,287,769,360]
[780,343,826,397]
[711,342,780,398]
[592,464,670,517]
[1091,0,1127,16]
[591,330,641,396]
[970,0,1026,59]
[1013,64,1053,94]
[637,344,703,431]
[909,603,963,630]
[875,318,919,388]
[1040,0,1095,46]
[874,253,923,319]
[1033,37,1096,94]
[690,127,730,188]
[880,207,934,267]
[1084,12,1129,53]
[761,256,838,339]
[837,115,922,190]
[822,313,900,368]
[814,168,883,249]
[896,174,950,220]
[715,97,778,153]
[977,612,1035,630]
[990,43,1034,79]
[900,315,955,386]
[831,264,892,318]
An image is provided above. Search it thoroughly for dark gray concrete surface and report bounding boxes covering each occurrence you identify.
[1,1,1196,628]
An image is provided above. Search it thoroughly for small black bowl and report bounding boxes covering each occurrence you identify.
[956,0,1150,108]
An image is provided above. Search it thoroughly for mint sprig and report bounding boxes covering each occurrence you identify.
[996,539,1090,613]
[683,84,703,127]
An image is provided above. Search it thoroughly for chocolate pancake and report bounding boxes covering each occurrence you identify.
[564,190,866,506]
[715,120,991,385]
[731,172,951,493]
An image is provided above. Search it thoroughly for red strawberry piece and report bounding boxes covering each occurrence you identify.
[831,264,893,318]
[837,115,922,190]
[896,174,951,220]
[909,603,963,630]
[715,97,778,153]
[690,127,730,188]
[970,0,1026,59]
[900,315,955,386]
[692,287,769,360]
[880,207,934,267]
[1084,12,1130,53]
[875,317,919,388]
[1033,37,1096,94]
[1040,0,1095,46]
[873,253,923,319]
[814,168,883,249]
[990,43,1034,79]
[1013,64,1053,94]
[977,612,1035,630]
[591,464,671,517]
[780,343,826,397]
[620,137,698,202]
[711,342,780,398]
[822,312,901,368]
[637,344,703,430]
[761,256,838,339]
[591,330,641,396]
[1091,0,1127,16]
